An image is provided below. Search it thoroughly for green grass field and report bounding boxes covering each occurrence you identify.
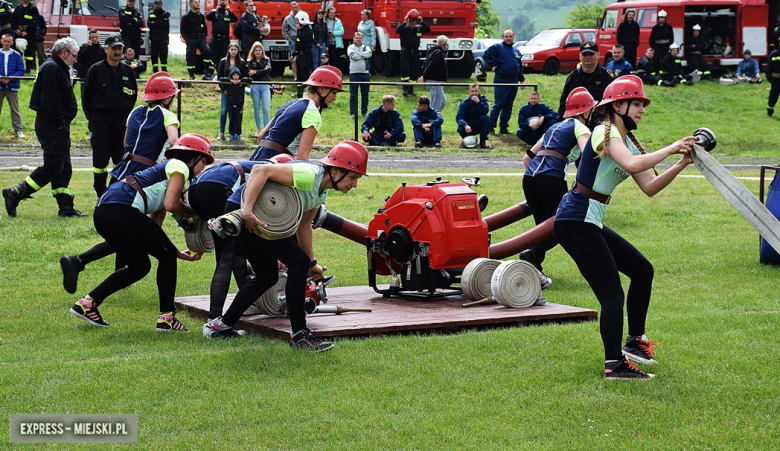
[1,57,780,449]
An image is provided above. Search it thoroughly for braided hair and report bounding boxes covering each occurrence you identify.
[599,103,647,160]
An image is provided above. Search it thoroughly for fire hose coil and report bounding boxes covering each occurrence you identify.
[184,218,215,253]
[461,258,502,301]
[490,260,541,308]
[254,268,288,316]
[241,181,303,240]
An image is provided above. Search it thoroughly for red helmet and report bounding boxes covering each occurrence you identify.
[270,154,295,164]
[563,87,597,118]
[303,66,344,92]
[165,133,214,165]
[319,141,369,176]
[407,9,419,20]
[142,71,179,102]
[597,75,651,109]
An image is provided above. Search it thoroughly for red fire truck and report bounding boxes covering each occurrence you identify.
[202,0,478,77]
[37,0,151,60]
[595,0,779,71]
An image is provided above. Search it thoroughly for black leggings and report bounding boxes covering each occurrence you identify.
[188,182,248,319]
[554,220,654,361]
[522,174,569,271]
[222,201,310,333]
[89,204,179,312]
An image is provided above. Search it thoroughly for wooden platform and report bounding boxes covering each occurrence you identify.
[175,286,598,341]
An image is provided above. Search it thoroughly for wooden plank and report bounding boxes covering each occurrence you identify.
[175,286,598,341]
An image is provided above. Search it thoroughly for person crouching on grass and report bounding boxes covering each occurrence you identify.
[202,141,369,352]
[69,134,213,332]
[220,67,253,142]
[553,76,697,379]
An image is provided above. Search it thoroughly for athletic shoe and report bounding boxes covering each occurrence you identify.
[216,132,225,141]
[433,142,442,148]
[622,335,658,365]
[499,127,511,134]
[156,312,190,332]
[70,298,109,327]
[235,135,241,142]
[60,254,84,294]
[605,359,654,380]
[15,130,25,138]
[519,248,539,268]
[539,272,552,290]
[290,329,334,352]
[228,135,234,142]
[202,317,246,339]
[533,294,547,306]
[415,141,423,148]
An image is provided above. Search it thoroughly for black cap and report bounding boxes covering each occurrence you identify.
[105,35,124,47]
[320,52,329,59]
[580,41,598,54]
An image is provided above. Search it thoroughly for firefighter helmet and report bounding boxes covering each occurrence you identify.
[165,133,214,164]
[303,66,344,92]
[270,154,295,164]
[407,9,420,20]
[563,87,597,118]
[142,72,179,102]
[319,141,369,176]
[658,10,667,18]
[597,75,651,108]
[461,136,478,148]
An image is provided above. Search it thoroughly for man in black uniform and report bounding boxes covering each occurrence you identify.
[76,29,106,79]
[766,37,780,117]
[616,9,640,68]
[635,47,665,86]
[238,0,264,60]
[557,42,615,120]
[3,37,85,218]
[118,0,144,60]
[207,0,237,64]
[649,10,673,72]
[147,0,171,73]
[0,0,13,38]
[395,8,430,97]
[661,43,693,87]
[685,24,712,79]
[181,0,213,80]
[82,35,138,198]
[11,0,38,72]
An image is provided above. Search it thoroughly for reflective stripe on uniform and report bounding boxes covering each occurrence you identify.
[25,176,41,191]
[93,167,110,174]
[51,187,70,195]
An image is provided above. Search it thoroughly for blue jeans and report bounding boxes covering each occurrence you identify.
[490,77,519,129]
[251,84,271,130]
[219,93,228,133]
[349,72,370,116]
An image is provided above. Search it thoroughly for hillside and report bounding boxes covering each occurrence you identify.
[490,0,617,40]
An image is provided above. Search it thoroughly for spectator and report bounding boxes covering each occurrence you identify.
[33,11,45,68]
[661,43,693,86]
[180,0,214,80]
[11,0,38,73]
[616,9,639,68]
[685,24,712,79]
[395,9,429,97]
[238,0,267,61]
[83,35,138,198]
[246,42,272,136]
[347,31,371,118]
[2,37,85,218]
[456,83,490,148]
[357,9,376,70]
[219,67,253,142]
[0,33,25,137]
[118,0,144,60]
[419,35,448,112]
[649,10,673,71]
[206,0,237,68]
[736,49,761,84]
[282,2,299,79]
[76,29,105,80]
[766,38,780,116]
[634,47,660,85]
[362,95,406,146]
[0,0,11,38]
[147,0,171,73]
[320,52,330,66]
[215,43,246,141]
[325,7,346,75]
[295,11,315,98]
[557,42,615,120]
[606,44,633,77]
[482,29,524,134]
[515,91,556,147]
[312,9,326,69]
[121,47,146,78]
[411,96,443,148]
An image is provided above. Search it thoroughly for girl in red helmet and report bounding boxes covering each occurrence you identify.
[251,65,343,162]
[520,87,597,295]
[553,75,697,380]
[203,141,369,351]
[69,134,213,332]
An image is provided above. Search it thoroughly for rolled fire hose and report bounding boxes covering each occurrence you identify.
[461,258,502,301]
[490,260,541,309]
[241,182,302,240]
[184,218,215,253]
[253,268,288,316]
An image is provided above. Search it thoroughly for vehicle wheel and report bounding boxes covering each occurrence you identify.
[448,51,475,78]
[474,60,484,76]
[603,54,613,68]
[543,59,560,76]
[372,51,398,76]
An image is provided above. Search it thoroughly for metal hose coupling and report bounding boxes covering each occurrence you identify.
[693,127,717,152]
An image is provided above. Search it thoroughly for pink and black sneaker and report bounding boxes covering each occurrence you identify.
[605,359,655,380]
[156,312,190,332]
[70,298,109,327]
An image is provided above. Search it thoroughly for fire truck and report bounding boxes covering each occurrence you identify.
[201,0,478,77]
[595,0,779,72]
[37,0,151,60]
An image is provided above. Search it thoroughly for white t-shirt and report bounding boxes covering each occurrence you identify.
[2,49,12,76]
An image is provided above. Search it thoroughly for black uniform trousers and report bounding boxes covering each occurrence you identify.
[122,36,142,55]
[210,35,230,65]
[90,116,127,197]
[186,37,212,77]
[769,81,780,109]
[522,174,569,271]
[28,115,73,193]
[651,45,670,72]
[150,39,169,72]
[624,45,638,69]
[400,48,420,94]
[686,54,709,74]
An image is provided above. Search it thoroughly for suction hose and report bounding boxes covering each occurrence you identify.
[483,201,532,232]
[311,205,369,244]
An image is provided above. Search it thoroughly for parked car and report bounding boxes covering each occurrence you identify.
[519,28,596,75]
[472,38,502,75]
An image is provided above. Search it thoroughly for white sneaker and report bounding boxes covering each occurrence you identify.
[15,130,25,138]
[216,132,225,141]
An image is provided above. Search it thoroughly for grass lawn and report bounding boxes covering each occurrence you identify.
[1,57,780,449]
